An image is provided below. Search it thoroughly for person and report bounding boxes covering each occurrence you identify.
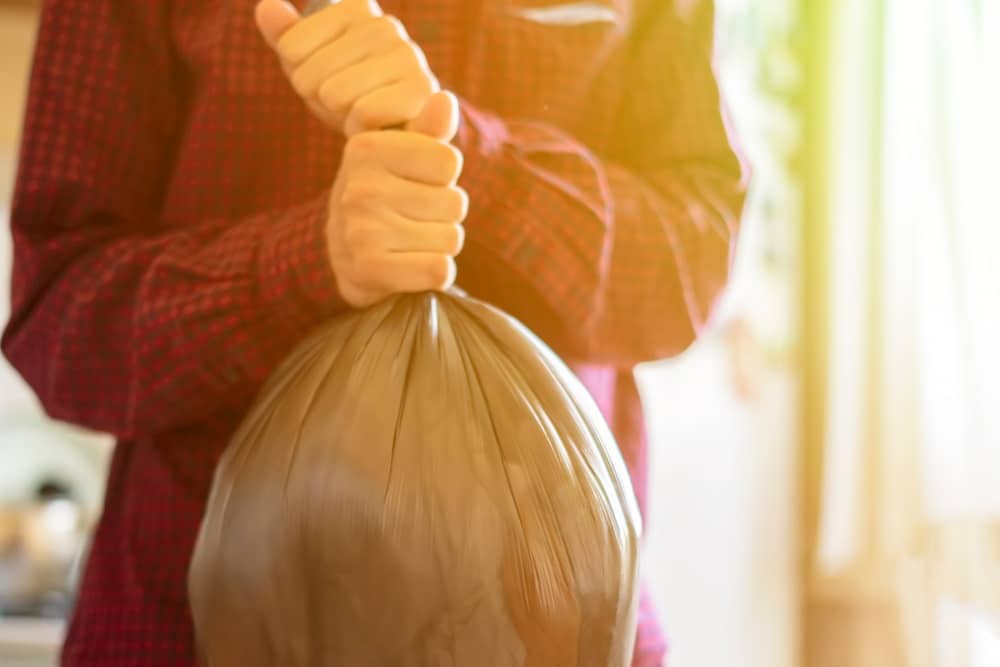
[2,0,747,664]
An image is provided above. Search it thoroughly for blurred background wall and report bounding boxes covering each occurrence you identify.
[800,1,1000,666]
[0,3,38,415]
[0,1,997,666]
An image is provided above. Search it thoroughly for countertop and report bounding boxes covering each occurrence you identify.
[0,617,63,667]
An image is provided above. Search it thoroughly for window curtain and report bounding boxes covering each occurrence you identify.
[803,0,1000,664]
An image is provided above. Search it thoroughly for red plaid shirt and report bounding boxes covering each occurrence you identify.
[4,0,746,664]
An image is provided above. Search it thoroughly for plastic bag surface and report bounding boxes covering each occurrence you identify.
[189,292,641,666]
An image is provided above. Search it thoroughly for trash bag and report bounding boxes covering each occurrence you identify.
[188,291,641,667]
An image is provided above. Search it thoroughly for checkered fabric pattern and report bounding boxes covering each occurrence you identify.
[2,0,746,664]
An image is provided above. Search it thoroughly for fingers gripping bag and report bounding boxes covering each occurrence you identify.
[188,291,642,666]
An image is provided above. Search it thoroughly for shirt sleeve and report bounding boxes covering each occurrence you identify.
[453,0,749,367]
[1,0,346,439]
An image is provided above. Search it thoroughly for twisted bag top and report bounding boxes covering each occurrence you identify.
[188,291,641,666]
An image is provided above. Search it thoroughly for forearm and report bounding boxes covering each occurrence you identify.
[454,103,746,366]
[2,194,344,439]
[592,159,745,364]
